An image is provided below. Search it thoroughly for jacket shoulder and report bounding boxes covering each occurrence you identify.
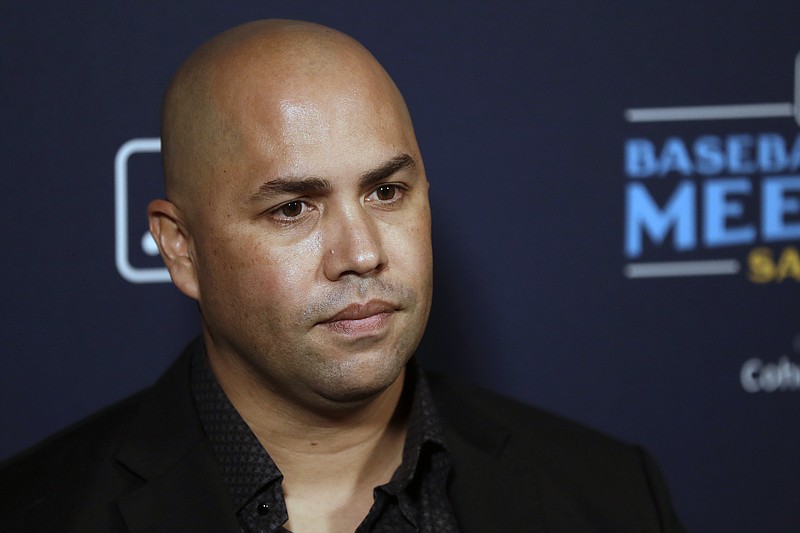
[426,372,685,532]
[0,390,147,531]
[426,371,625,454]
[1,389,145,472]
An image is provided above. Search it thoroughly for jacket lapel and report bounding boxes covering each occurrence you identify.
[116,439,240,533]
[114,341,241,533]
[445,428,547,533]
[430,375,548,532]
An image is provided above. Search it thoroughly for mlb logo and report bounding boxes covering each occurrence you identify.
[114,138,171,283]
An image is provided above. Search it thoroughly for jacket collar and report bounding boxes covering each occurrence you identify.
[114,339,241,533]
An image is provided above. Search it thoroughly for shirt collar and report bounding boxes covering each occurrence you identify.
[387,357,450,492]
[190,346,285,513]
[190,345,452,530]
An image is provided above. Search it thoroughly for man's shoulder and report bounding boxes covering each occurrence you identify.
[1,389,145,473]
[0,389,148,530]
[426,371,627,455]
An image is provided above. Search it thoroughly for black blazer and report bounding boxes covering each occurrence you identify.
[1,341,684,532]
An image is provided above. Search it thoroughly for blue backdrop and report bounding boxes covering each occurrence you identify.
[2,2,799,531]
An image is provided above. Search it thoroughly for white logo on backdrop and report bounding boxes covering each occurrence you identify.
[741,357,800,392]
[740,334,800,393]
[114,138,169,283]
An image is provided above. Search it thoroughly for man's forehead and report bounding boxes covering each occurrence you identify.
[211,72,416,172]
[213,56,395,119]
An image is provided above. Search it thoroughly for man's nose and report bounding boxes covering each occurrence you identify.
[322,204,388,281]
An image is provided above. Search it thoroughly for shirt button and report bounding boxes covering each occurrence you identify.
[257,502,270,516]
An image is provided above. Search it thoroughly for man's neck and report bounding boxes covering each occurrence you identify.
[207,349,411,533]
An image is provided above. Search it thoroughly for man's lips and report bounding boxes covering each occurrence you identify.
[318,300,397,335]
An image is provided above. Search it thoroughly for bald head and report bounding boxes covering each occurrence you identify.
[161,20,415,210]
[149,19,433,419]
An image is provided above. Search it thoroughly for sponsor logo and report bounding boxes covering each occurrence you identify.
[623,53,800,282]
[740,334,800,393]
[740,357,800,392]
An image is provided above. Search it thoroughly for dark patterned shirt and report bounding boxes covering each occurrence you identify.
[191,348,459,533]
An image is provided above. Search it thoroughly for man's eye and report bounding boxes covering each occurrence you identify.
[369,184,402,203]
[279,200,305,218]
[375,185,396,201]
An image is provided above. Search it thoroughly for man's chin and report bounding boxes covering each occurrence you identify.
[307,351,407,406]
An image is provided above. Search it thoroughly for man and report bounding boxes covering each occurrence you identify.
[1,20,684,532]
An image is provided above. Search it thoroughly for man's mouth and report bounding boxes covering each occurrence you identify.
[318,300,397,336]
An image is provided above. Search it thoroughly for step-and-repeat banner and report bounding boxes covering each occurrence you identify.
[2,2,798,530]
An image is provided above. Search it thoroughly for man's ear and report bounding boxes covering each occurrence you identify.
[147,199,200,300]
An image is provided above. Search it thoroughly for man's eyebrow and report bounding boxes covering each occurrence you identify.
[250,176,332,202]
[249,154,416,203]
[359,153,417,189]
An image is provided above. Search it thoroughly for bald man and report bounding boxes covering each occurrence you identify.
[1,20,684,532]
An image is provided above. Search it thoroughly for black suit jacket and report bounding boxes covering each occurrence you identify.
[1,341,684,532]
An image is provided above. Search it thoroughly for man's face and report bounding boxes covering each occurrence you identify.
[184,66,432,410]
